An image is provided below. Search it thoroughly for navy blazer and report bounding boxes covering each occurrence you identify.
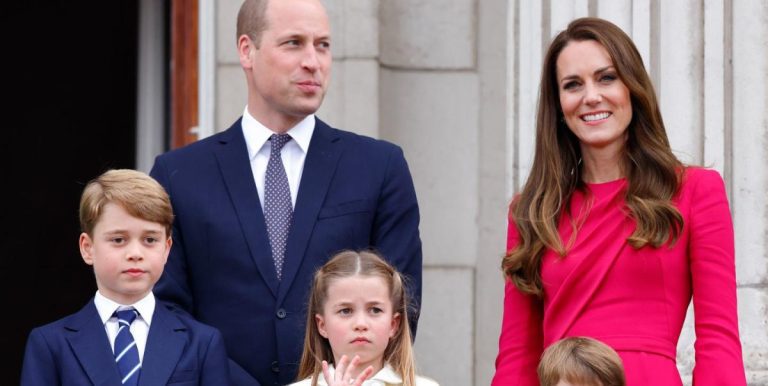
[149,118,422,385]
[20,299,230,386]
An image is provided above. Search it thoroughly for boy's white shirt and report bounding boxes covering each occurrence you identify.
[94,291,155,363]
[288,363,439,386]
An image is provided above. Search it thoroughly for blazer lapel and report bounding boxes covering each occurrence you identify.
[214,119,279,297]
[139,303,187,386]
[66,301,123,385]
[277,119,344,302]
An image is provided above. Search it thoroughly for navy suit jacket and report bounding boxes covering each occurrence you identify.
[149,118,422,386]
[20,299,230,385]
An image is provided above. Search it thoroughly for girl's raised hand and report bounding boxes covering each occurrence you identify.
[322,355,374,386]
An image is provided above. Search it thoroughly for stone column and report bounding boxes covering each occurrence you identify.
[380,1,478,385]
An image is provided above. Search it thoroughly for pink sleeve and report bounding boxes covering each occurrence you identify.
[491,219,543,386]
[687,169,747,385]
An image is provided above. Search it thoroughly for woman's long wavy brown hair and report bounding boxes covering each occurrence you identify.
[502,17,684,296]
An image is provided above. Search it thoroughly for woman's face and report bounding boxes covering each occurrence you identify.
[556,39,632,156]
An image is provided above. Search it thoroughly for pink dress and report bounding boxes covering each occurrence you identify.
[492,168,746,385]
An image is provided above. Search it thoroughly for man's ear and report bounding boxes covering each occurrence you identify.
[238,35,255,69]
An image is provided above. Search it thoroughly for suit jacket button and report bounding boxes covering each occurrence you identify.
[276,308,287,319]
[271,361,280,373]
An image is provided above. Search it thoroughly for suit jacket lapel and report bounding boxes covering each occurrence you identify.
[139,303,186,386]
[66,300,123,385]
[278,119,344,302]
[214,119,279,297]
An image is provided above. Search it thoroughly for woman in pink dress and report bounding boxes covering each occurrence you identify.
[492,18,746,385]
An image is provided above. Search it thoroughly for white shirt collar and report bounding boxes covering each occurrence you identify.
[94,291,155,326]
[316,363,402,385]
[241,106,314,160]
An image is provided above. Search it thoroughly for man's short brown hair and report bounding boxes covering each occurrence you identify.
[236,0,269,47]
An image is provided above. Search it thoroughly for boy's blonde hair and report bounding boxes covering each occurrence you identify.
[297,250,416,386]
[538,337,626,386]
[79,169,173,237]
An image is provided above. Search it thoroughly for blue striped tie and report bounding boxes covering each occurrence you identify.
[114,309,141,385]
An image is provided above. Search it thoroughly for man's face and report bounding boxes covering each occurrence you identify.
[239,0,331,131]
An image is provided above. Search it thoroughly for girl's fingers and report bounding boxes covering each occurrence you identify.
[321,360,333,384]
[322,355,372,386]
[353,365,375,386]
[344,355,361,377]
[336,355,349,380]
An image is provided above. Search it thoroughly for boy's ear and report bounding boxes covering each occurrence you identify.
[162,236,172,264]
[79,233,95,266]
[315,314,328,338]
[389,312,401,338]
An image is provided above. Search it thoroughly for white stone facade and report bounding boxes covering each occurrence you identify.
[209,1,768,385]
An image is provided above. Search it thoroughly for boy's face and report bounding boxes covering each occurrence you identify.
[79,202,171,305]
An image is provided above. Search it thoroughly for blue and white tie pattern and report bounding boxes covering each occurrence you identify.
[264,134,293,280]
[114,309,141,385]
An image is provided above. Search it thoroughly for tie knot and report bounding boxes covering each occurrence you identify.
[115,308,138,325]
[270,134,292,152]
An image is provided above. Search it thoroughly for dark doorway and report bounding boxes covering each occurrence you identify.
[1,0,140,382]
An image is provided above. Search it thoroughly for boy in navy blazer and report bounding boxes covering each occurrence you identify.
[21,169,230,386]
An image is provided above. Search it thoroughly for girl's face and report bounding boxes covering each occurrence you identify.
[315,275,400,375]
[556,39,632,158]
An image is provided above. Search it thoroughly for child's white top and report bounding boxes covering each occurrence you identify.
[288,363,439,386]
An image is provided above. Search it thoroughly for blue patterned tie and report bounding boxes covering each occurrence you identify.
[264,134,293,280]
[114,309,141,385]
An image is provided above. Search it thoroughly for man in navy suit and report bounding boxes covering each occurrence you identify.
[21,169,229,385]
[149,0,422,385]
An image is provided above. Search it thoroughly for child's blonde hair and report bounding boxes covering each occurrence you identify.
[537,336,625,386]
[79,169,174,237]
[297,250,416,386]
